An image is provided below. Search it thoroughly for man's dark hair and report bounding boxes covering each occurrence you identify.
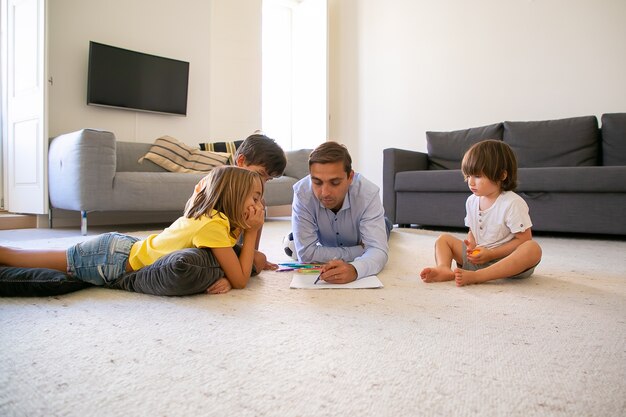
[234,134,287,178]
[308,141,352,175]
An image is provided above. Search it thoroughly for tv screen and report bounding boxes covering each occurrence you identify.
[87,41,189,116]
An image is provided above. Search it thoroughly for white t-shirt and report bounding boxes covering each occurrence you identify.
[464,191,532,249]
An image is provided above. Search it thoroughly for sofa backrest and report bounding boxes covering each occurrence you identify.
[283,148,312,179]
[423,116,608,171]
[116,141,168,172]
[601,113,626,166]
[503,116,600,168]
[115,141,313,179]
[426,123,504,170]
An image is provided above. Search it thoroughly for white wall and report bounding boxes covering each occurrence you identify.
[47,0,626,190]
[208,1,262,140]
[328,0,626,189]
[48,0,261,144]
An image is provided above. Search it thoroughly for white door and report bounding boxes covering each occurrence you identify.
[3,0,47,214]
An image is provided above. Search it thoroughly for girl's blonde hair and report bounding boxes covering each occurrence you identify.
[184,166,263,232]
[461,139,518,191]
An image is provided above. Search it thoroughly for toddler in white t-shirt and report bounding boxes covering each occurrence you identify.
[420,140,542,286]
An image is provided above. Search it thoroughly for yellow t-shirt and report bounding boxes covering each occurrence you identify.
[128,210,238,270]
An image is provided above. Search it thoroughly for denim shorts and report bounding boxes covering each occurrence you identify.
[67,232,140,286]
[461,242,537,279]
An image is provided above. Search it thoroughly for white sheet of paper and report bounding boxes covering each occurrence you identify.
[289,274,383,289]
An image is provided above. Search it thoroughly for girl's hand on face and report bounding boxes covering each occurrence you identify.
[245,203,265,230]
[206,277,232,294]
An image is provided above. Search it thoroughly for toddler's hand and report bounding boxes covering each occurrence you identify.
[467,246,488,264]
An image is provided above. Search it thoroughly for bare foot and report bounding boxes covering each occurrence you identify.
[420,266,454,283]
[454,268,488,286]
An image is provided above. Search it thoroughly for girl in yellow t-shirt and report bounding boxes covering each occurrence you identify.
[0,166,268,294]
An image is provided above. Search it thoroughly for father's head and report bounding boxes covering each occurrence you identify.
[308,141,354,212]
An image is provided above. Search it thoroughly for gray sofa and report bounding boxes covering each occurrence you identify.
[49,129,311,234]
[383,114,626,235]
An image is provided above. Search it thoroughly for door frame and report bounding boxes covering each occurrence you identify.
[1,0,47,215]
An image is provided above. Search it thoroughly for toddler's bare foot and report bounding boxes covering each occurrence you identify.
[420,266,454,283]
[454,268,488,286]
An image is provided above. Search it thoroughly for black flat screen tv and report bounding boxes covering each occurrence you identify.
[87,41,189,116]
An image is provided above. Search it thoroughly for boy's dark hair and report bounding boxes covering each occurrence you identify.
[234,134,287,178]
[308,141,352,175]
[461,139,518,191]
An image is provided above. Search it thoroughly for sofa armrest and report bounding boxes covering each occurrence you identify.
[48,129,117,211]
[383,148,429,224]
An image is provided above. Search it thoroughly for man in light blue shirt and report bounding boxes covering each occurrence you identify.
[291,142,391,283]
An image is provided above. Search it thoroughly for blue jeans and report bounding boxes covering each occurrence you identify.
[384,216,393,239]
[66,232,139,286]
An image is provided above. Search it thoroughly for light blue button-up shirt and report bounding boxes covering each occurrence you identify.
[291,173,389,279]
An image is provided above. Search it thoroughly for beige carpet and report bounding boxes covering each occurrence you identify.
[1,219,625,417]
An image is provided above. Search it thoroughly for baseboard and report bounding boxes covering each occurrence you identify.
[0,213,38,230]
[49,209,181,229]
[266,204,291,217]
[48,206,293,230]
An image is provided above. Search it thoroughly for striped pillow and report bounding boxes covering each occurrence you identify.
[139,136,231,173]
[199,140,243,157]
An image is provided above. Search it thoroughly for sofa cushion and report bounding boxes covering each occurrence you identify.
[394,166,626,194]
[106,171,204,211]
[284,148,312,179]
[600,113,626,166]
[0,266,92,297]
[503,116,600,168]
[426,123,504,170]
[117,141,166,172]
[395,170,469,192]
[140,136,231,173]
[263,176,300,206]
[516,166,626,192]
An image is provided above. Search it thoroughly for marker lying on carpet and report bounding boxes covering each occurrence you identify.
[296,268,322,274]
[279,262,322,268]
[277,266,323,273]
